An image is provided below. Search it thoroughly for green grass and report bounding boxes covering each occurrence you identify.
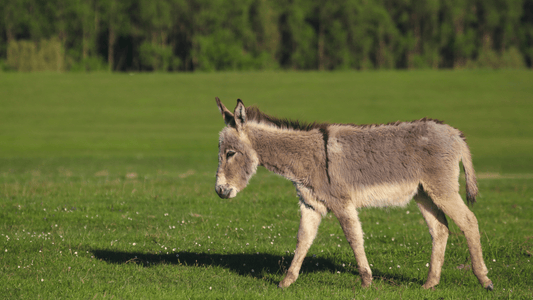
[1,71,533,299]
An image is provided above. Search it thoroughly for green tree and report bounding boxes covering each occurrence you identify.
[101,0,132,71]
[191,0,273,71]
[1,0,532,71]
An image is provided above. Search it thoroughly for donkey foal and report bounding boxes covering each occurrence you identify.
[214,98,493,290]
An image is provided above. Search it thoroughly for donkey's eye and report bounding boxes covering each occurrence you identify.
[226,151,236,159]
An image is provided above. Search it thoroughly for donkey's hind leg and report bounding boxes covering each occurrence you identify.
[332,203,372,287]
[414,190,450,289]
[431,191,493,290]
[279,202,322,288]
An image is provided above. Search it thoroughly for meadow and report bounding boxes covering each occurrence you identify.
[1,70,532,299]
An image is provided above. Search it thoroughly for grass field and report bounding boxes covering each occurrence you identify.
[1,71,532,299]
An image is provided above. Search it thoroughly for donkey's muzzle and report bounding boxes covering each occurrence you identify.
[215,185,234,199]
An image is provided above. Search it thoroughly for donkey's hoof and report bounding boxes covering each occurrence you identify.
[361,277,372,288]
[484,280,493,291]
[278,281,291,289]
[422,282,437,290]
[278,275,296,289]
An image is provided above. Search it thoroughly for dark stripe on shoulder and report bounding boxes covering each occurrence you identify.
[318,127,331,184]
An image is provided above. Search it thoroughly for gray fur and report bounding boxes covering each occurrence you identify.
[214,98,492,290]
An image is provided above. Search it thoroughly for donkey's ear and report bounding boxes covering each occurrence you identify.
[234,99,246,129]
[216,97,234,126]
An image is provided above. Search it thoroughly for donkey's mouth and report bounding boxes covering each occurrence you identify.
[215,185,236,199]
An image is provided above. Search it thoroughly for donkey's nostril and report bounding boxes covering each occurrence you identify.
[215,186,223,196]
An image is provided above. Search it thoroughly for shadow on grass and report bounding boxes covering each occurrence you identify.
[91,249,423,287]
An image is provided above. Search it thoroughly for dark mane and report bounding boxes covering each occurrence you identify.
[245,106,328,131]
[245,105,446,132]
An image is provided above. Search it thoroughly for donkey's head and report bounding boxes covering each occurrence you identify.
[215,98,259,199]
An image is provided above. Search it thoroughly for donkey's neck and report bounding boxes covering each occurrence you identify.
[246,122,328,187]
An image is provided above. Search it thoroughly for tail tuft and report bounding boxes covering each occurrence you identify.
[461,140,478,206]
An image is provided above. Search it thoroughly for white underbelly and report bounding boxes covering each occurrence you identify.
[351,181,419,208]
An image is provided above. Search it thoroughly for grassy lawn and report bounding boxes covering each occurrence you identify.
[1,71,532,299]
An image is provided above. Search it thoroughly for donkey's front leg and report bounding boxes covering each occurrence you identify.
[279,202,322,288]
[333,204,373,287]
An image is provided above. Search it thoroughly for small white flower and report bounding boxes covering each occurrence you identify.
[133,243,136,246]
[41,278,44,282]
[337,244,341,247]
[406,211,410,214]
[397,265,400,268]
[493,259,496,262]
[209,287,212,290]
[426,263,429,267]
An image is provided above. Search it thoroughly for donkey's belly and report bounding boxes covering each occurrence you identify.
[351,181,419,208]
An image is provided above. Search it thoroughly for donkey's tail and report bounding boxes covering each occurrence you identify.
[461,137,478,205]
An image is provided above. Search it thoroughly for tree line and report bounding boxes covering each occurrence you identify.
[1,0,532,72]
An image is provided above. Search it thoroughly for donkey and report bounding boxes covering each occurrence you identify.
[214,98,493,290]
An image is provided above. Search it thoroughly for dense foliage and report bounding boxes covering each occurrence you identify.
[1,0,533,71]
